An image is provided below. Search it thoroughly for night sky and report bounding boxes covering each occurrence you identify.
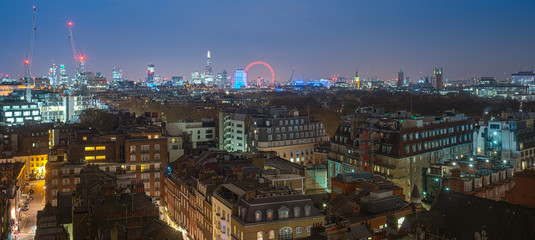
[1,0,534,83]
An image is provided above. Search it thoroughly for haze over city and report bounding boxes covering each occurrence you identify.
[1,0,535,82]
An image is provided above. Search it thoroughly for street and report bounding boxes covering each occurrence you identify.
[16,180,45,240]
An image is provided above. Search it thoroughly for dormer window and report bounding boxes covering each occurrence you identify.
[294,206,300,218]
[304,205,311,216]
[278,206,289,219]
[255,210,262,222]
[267,209,273,220]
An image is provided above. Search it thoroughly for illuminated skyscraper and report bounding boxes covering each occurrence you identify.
[206,51,213,76]
[397,68,404,87]
[112,67,123,82]
[59,64,69,85]
[171,76,184,86]
[147,63,155,83]
[434,67,443,89]
[354,71,360,89]
[234,69,247,89]
[48,62,58,85]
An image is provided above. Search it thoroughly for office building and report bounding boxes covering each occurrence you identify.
[434,67,443,89]
[511,70,535,85]
[166,118,216,150]
[171,76,184,86]
[48,62,58,86]
[232,193,324,240]
[59,64,69,85]
[474,116,535,171]
[328,108,473,199]
[234,69,247,89]
[147,63,155,83]
[0,101,41,126]
[45,126,167,207]
[397,68,404,87]
[249,109,329,165]
[112,67,123,82]
[206,50,213,76]
[219,109,250,152]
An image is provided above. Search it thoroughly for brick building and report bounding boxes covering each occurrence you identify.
[232,194,324,240]
[328,108,473,199]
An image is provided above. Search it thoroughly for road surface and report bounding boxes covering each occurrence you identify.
[16,180,45,240]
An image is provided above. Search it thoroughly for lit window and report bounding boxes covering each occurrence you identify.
[255,210,262,222]
[257,231,263,240]
[85,147,94,151]
[96,146,106,151]
[96,155,106,160]
[267,209,273,220]
[83,137,87,141]
[85,156,95,160]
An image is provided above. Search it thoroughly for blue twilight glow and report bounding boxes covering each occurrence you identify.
[1,1,535,81]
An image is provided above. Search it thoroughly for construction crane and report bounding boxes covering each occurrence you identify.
[67,21,85,81]
[288,67,295,84]
[24,6,37,102]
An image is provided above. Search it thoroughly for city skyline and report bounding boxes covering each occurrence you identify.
[1,0,535,82]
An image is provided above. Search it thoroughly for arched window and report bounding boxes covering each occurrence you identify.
[255,210,262,222]
[268,230,275,240]
[293,206,300,218]
[266,209,273,220]
[304,205,311,216]
[257,231,263,240]
[279,227,292,239]
[278,206,289,219]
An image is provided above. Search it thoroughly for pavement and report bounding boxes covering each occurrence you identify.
[16,180,45,240]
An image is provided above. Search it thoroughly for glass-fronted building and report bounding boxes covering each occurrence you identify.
[234,69,247,89]
[1,102,41,126]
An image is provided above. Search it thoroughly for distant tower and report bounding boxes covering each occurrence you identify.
[234,69,247,89]
[59,64,69,85]
[112,67,123,82]
[354,71,360,89]
[206,51,213,76]
[397,68,404,87]
[434,67,443,89]
[147,63,155,83]
[48,62,58,85]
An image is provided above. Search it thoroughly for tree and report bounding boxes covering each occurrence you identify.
[78,109,119,132]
